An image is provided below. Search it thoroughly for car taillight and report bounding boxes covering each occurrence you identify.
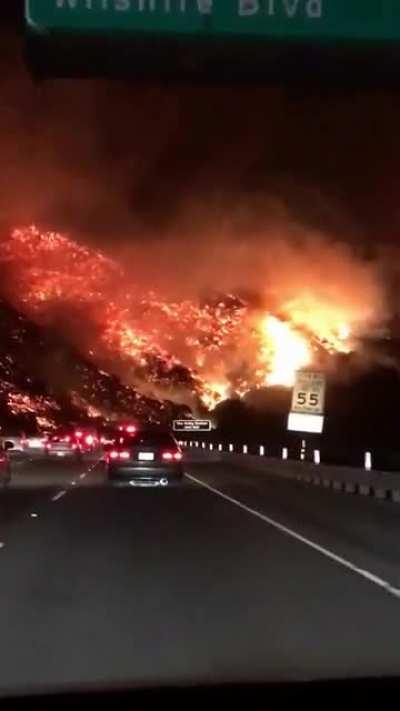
[64,436,71,443]
[85,435,94,446]
[109,450,130,460]
[75,430,83,438]
[162,451,182,461]
[126,425,136,434]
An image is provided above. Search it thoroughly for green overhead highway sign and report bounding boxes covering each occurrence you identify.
[26,1,400,44]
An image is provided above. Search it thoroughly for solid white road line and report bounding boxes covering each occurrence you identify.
[185,473,400,600]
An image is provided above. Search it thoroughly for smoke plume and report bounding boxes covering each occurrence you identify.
[0,30,398,409]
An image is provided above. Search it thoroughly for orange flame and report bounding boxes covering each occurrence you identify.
[0,226,362,410]
[261,316,312,387]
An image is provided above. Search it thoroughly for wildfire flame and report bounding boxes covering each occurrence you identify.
[262,316,312,387]
[0,225,364,411]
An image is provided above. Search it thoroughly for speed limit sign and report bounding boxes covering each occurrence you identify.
[291,371,326,415]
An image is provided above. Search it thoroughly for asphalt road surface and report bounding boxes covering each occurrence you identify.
[1,453,400,694]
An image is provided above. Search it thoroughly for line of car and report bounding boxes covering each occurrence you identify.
[0,424,184,488]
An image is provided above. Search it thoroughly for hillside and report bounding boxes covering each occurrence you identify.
[0,299,189,433]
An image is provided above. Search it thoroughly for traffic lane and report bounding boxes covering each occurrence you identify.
[0,457,99,535]
[0,456,55,531]
[186,461,400,591]
[8,455,99,489]
[1,486,400,691]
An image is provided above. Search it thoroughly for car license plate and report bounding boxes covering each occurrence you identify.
[28,440,43,449]
[56,452,65,457]
[138,452,154,461]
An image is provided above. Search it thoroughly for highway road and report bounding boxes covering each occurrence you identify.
[1,453,400,694]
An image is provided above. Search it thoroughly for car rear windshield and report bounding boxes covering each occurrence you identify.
[123,432,177,448]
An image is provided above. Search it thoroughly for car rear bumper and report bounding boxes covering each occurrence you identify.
[46,450,81,458]
[108,463,183,483]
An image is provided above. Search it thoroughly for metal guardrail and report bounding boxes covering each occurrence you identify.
[178,440,400,503]
[178,439,373,471]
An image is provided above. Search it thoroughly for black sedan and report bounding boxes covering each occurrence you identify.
[105,431,184,487]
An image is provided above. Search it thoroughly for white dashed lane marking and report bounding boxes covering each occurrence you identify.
[51,490,67,502]
[49,461,99,503]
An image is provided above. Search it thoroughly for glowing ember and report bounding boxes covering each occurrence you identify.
[70,392,103,419]
[0,225,373,411]
[7,391,60,429]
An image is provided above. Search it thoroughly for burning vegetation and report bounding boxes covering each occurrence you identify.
[0,224,386,426]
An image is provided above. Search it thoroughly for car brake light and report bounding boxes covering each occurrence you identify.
[75,430,83,438]
[64,436,71,443]
[162,451,182,461]
[126,425,136,434]
[85,435,94,445]
[109,450,119,459]
[119,451,130,460]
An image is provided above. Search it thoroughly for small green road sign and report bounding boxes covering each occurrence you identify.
[25,1,400,44]
[173,419,212,432]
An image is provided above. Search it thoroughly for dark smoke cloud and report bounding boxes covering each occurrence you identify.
[0,24,400,408]
[0,26,399,361]
[1,27,400,253]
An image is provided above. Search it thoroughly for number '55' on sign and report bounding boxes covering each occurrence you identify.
[297,392,319,407]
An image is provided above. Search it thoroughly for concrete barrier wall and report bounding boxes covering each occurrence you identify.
[183,445,400,504]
